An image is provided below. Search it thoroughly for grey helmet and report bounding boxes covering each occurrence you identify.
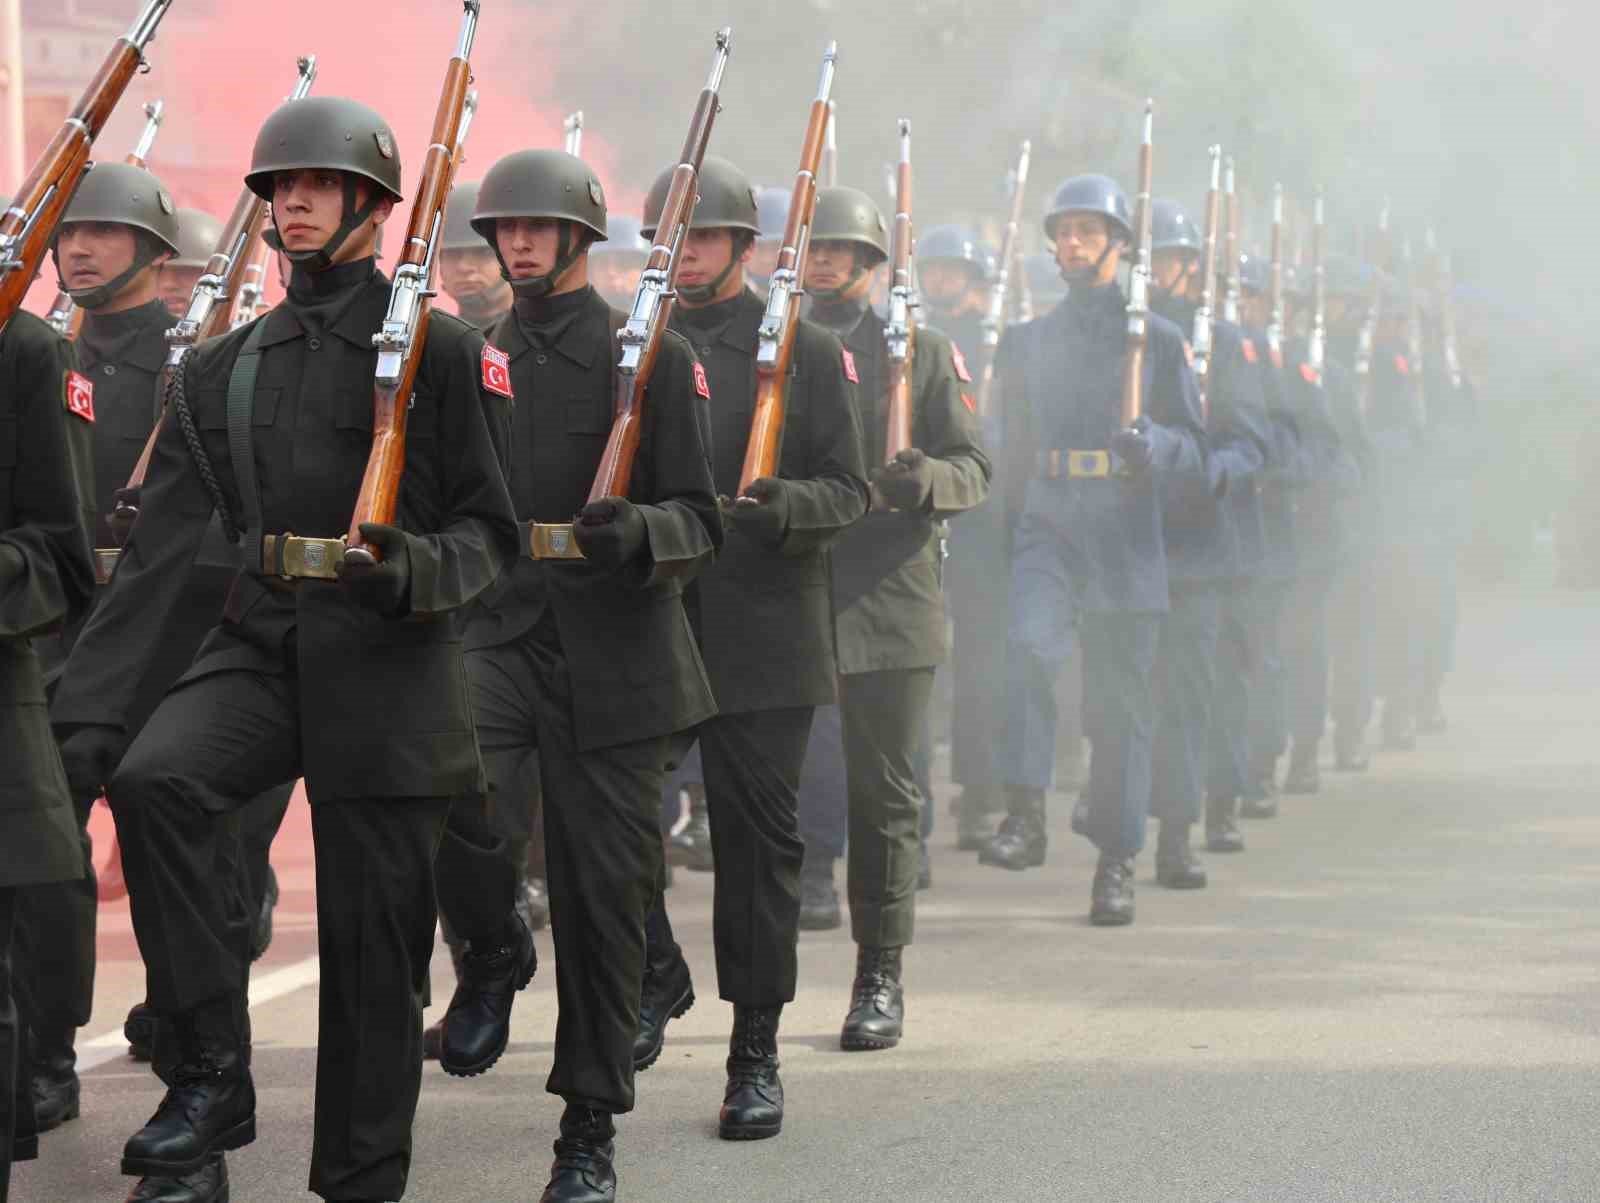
[170,208,224,269]
[472,148,608,298]
[54,162,182,307]
[1042,174,1132,244]
[810,186,889,265]
[641,156,760,240]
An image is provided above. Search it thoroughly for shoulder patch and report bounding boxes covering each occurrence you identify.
[693,361,710,400]
[841,348,859,384]
[1299,361,1319,385]
[481,343,513,399]
[950,343,972,383]
[1240,337,1258,364]
[1394,353,1410,376]
[64,370,95,423]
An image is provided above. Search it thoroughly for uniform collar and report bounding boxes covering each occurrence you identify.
[253,267,391,350]
[676,286,762,353]
[78,298,172,374]
[499,285,609,369]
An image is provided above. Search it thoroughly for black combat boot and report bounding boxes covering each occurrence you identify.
[30,1027,81,1132]
[978,787,1047,870]
[797,852,841,931]
[423,915,472,1061]
[1154,820,1207,889]
[1089,855,1136,926]
[1205,795,1245,853]
[439,912,537,1077]
[121,998,255,1177]
[540,1105,616,1203]
[125,1001,158,1062]
[1332,724,1369,771]
[667,783,714,872]
[125,1153,229,1203]
[249,864,278,962]
[1282,740,1320,794]
[840,946,904,1051]
[633,943,694,1072]
[954,785,995,851]
[719,1005,784,1140]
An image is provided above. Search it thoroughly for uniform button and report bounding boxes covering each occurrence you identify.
[102,364,117,376]
[700,345,712,356]
[307,337,322,351]
[536,353,548,365]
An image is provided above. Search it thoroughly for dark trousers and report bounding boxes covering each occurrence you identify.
[842,668,937,947]
[110,668,446,1203]
[796,703,848,861]
[1209,588,1254,802]
[0,886,29,1203]
[1248,581,1290,773]
[1329,559,1377,743]
[1151,585,1222,825]
[1283,570,1333,752]
[434,617,666,1116]
[1076,614,1161,859]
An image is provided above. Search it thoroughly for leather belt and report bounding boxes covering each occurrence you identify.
[93,547,120,586]
[260,533,346,580]
[1040,449,1114,479]
[526,522,585,561]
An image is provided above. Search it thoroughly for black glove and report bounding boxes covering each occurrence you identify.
[107,487,141,548]
[1111,420,1155,474]
[574,497,647,572]
[339,523,413,617]
[872,448,934,511]
[58,724,126,799]
[727,477,791,548]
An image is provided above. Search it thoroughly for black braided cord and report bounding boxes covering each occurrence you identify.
[167,360,241,543]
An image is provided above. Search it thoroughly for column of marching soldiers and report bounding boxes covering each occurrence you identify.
[0,10,1473,1203]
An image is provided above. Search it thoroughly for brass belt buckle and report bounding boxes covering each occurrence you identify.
[1067,450,1112,479]
[93,547,120,586]
[279,533,346,580]
[527,522,585,561]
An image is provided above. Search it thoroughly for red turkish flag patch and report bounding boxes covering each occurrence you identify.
[1240,338,1258,364]
[841,348,859,384]
[1394,353,1410,376]
[481,344,513,399]
[1299,362,1319,384]
[951,343,972,383]
[693,362,710,399]
[961,391,977,413]
[64,370,95,423]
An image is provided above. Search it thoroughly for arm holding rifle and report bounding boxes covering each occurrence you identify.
[874,324,989,518]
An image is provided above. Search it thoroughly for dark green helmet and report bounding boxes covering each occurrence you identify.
[1043,174,1132,244]
[917,224,986,277]
[471,149,608,243]
[641,156,758,239]
[170,208,224,268]
[59,162,182,256]
[811,186,889,265]
[1150,199,1202,255]
[441,181,486,252]
[245,96,403,203]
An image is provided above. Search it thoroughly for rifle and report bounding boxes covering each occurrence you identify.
[882,118,916,463]
[1427,226,1463,392]
[821,100,837,188]
[1012,240,1033,323]
[1401,236,1427,427]
[563,110,583,156]
[231,242,273,329]
[735,41,836,497]
[1119,99,1153,429]
[1352,201,1388,420]
[45,98,166,340]
[972,138,1030,418]
[1307,189,1326,385]
[0,0,174,337]
[1192,144,1221,418]
[1266,182,1285,368]
[115,55,318,530]
[344,0,482,566]
[1220,154,1240,325]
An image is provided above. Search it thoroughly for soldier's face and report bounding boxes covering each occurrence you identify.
[804,240,867,294]
[439,246,502,301]
[158,264,204,317]
[271,171,391,262]
[57,222,139,291]
[677,228,749,293]
[1152,249,1195,297]
[495,217,565,280]
[1053,215,1119,283]
[920,261,974,306]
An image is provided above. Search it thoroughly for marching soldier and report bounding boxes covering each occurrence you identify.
[50,97,520,1202]
[1145,198,1271,881]
[632,158,868,1137]
[802,185,990,1042]
[439,181,513,330]
[0,273,96,1203]
[159,209,224,318]
[426,147,720,1203]
[987,174,1204,924]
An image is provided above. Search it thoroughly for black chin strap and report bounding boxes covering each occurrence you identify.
[679,254,742,305]
[811,262,871,305]
[1059,238,1120,289]
[497,221,589,299]
[54,232,166,310]
[265,176,383,273]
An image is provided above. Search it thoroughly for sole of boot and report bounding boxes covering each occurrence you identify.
[440,940,539,1079]
[34,1095,80,1132]
[121,1116,255,1177]
[1205,835,1246,854]
[633,984,695,1073]
[719,1115,782,1141]
[1090,909,1135,926]
[840,1030,900,1051]
[1155,870,1207,890]
[976,847,1045,871]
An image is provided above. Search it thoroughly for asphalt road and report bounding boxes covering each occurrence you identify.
[15,585,1600,1202]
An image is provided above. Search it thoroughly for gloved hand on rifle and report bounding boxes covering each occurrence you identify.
[57,724,127,799]
[340,523,413,617]
[872,448,934,511]
[574,497,648,571]
[1111,418,1155,475]
[108,486,141,548]
[728,477,791,548]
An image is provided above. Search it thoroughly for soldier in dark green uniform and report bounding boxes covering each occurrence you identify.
[630,158,868,1139]
[0,284,96,1203]
[50,96,520,1203]
[802,186,991,1049]
[438,181,512,331]
[426,147,720,1203]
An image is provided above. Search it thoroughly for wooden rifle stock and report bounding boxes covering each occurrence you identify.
[736,41,835,497]
[587,28,732,505]
[1220,156,1240,325]
[345,4,481,563]
[882,119,915,464]
[1307,189,1326,384]
[1120,99,1154,429]
[973,139,1031,418]
[1266,183,1285,368]
[1192,144,1222,419]
[0,0,172,335]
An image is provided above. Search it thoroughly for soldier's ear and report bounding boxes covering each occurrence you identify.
[371,196,397,228]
